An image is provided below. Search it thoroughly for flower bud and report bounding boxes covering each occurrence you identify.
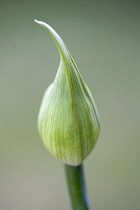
[35,20,100,166]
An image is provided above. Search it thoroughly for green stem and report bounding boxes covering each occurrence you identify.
[64,164,92,210]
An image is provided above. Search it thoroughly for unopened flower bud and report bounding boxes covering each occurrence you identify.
[35,20,100,166]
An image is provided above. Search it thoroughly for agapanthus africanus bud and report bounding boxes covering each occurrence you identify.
[35,20,100,166]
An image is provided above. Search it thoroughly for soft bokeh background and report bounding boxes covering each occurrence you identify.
[1,0,140,209]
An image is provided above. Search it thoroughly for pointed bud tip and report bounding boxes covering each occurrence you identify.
[34,19,42,24]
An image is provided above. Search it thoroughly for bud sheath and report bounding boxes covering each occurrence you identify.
[35,20,100,166]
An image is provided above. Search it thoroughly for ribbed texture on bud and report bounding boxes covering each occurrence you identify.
[35,20,100,166]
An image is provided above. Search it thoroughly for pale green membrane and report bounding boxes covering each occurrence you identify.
[36,20,100,166]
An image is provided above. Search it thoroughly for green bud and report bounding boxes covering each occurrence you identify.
[35,20,100,166]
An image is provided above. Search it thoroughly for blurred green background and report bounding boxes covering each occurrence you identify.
[1,0,140,209]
